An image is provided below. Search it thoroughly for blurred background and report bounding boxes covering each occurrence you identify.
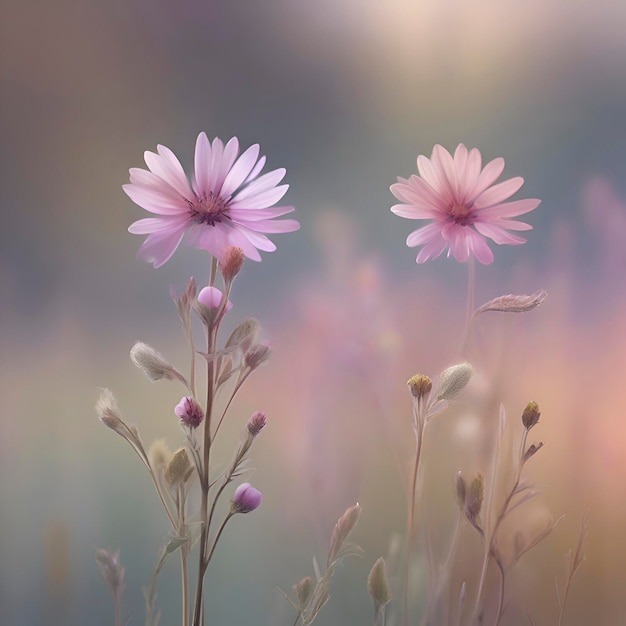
[2,0,626,624]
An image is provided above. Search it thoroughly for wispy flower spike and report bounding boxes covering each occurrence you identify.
[390,144,540,264]
[474,290,548,316]
[126,133,300,267]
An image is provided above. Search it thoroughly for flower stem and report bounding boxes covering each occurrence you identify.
[458,256,476,356]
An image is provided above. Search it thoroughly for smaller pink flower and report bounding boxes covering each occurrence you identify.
[390,144,541,265]
[197,286,233,311]
[175,396,204,429]
[231,482,262,514]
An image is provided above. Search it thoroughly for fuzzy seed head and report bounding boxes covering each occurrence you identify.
[522,401,541,430]
[437,362,474,401]
[407,374,432,400]
[96,389,124,430]
[148,439,171,471]
[367,557,391,608]
[130,342,177,382]
[164,447,192,487]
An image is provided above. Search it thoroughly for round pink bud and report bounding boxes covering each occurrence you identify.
[174,396,204,429]
[247,411,267,437]
[197,286,233,311]
[231,482,262,514]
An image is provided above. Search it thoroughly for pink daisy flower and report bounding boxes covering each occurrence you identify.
[125,132,300,267]
[390,144,540,265]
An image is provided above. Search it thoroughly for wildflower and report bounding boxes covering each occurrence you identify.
[197,286,233,311]
[174,397,204,429]
[126,133,300,267]
[390,144,540,264]
[247,410,267,436]
[231,482,262,514]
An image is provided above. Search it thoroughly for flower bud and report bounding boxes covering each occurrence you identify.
[244,344,271,370]
[95,548,125,598]
[247,411,267,436]
[407,374,432,400]
[293,576,312,610]
[464,473,484,523]
[164,448,192,487]
[231,482,262,514]
[437,363,474,401]
[220,246,245,282]
[197,286,233,311]
[521,401,541,430]
[174,396,204,429]
[454,470,466,509]
[367,557,391,608]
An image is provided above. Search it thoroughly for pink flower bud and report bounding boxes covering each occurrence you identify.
[197,286,233,311]
[174,397,204,429]
[231,482,262,514]
[220,246,245,282]
[247,411,267,436]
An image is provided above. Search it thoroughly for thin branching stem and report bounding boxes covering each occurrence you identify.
[473,429,529,622]
[403,400,426,626]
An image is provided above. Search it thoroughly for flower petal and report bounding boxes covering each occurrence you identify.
[136,227,187,268]
[123,184,187,215]
[474,222,527,245]
[406,222,444,247]
[416,234,448,263]
[220,144,260,198]
[143,146,192,199]
[128,216,187,234]
[474,177,524,208]
[236,218,300,234]
[193,132,212,195]
[228,205,295,221]
[229,185,289,210]
[234,168,286,203]
[469,157,505,201]
[466,229,495,264]
[476,198,541,218]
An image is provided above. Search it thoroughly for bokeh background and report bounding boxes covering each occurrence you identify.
[2,0,626,624]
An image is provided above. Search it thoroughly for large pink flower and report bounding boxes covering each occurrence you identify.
[390,144,540,264]
[125,133,300,267]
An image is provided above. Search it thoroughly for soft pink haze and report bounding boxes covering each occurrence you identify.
[126,132,300,267]
[390,144,540,264]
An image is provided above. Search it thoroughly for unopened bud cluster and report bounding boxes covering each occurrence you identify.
[247,411,267,436]
[464,473,485,524]
[231,482,262,514]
